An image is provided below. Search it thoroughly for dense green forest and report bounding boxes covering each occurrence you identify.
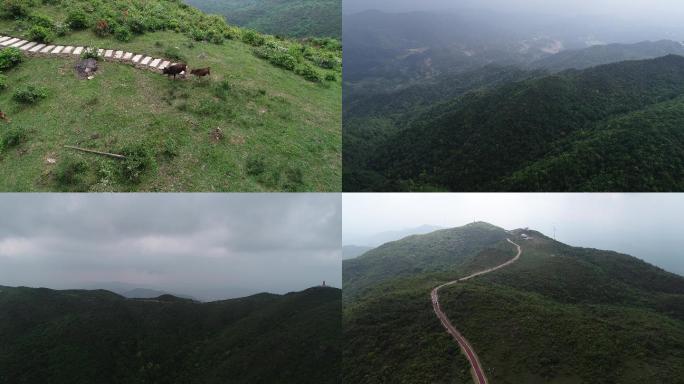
[344,55,684,191]
[184,0,341,38]
[0,286,341,383]
[343,223,684,383]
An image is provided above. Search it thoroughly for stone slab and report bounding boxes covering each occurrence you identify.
[20,42,37,51]
[149,58,161,68]
[30,44,46,53]
[11,40,28,48]
[114,50,123,59]
[123,52,133,60]
[159,61,170,70]
[104,49,113,58]
[0,36,10,43]
[62,46,74,54]
[140,56,152,65]
[40,45,55,53]
[2,38,19,46]
[52,46,64,54]
[132,54,143,63]
[73,47,83,55]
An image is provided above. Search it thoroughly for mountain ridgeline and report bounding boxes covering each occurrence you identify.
[343,223,684,383]
[0,286,341,384]
[345,55,684,191]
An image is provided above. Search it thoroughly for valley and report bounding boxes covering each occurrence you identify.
[343,8,684,192]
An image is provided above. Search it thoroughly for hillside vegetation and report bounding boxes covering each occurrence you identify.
[185,0,341,38]
[343,223,684,383]
[0,0,341,192]
[0,285,341,384]
[346,55,684,191]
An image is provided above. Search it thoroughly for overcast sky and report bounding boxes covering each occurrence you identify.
[343,194,684,276]
[0,194,341,300]
[344,0,684,26]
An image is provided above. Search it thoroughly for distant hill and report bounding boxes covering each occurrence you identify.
[343,223,684,383]
[531,40,684,72]
[347,55,684,191]
[0,286,340,383]
[184,0,341,38]
[347,224,446,247]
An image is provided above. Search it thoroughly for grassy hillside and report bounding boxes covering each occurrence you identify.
[0,0,341,192]
[0,285,341,384]
[185,0,341,38]
[346,55,684,192]
[343,224,684,383]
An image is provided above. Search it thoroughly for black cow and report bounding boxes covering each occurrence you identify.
[163,63,187,79]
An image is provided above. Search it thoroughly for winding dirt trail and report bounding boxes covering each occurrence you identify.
[431,238,522,384]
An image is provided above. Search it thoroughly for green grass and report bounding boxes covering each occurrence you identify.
[0,2,341,192]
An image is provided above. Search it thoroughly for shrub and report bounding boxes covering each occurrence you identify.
[269,52,297,70]
[55,155,89,189]
[295,64,322,82]
[65,9,89,30]
[241,29,265,46]
[118,143,154,184]
[113,25,132,42]
[94,19,110,37]
[163,46,185,62]
[0,74,7,90]
[29,14,54,28]
[13,85,47,104]
[1,126,27,151]
[128,16,146,34]
[312,54,339,70]
[207,29,224,44]
[80,47,100,60]
[2,0,31,18]
[27,25,55,44]
[190,28,206,41]
[325,73,337,82]
[0,47,22,70]
[246,156,266,176]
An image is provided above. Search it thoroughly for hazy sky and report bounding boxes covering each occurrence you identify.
[343,0,684,25]
[343,194,684,276]
[0,194,341,300]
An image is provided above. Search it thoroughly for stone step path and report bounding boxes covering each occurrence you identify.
[0,35,180,75]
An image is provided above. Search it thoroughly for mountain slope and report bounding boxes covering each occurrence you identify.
[343,222,509,299]
[0,0,341,192]
[531,40,684,72]
[343,224,684,383]
[184,0,341,38]
[0,286,341,383]
[352,55,684,191]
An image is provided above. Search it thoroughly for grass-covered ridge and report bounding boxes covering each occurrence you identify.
[343,224,684,383]
[0,0,341,192]
[0,285,341,383]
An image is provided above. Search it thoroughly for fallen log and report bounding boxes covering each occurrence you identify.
[64,145,126,159]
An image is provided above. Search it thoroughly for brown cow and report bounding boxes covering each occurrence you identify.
[191,67,211,78]
[163,63,187,79]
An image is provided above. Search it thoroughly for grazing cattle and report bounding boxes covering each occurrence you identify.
[163,63,187,79]
[0,111,9,122]
[191,67,211,78]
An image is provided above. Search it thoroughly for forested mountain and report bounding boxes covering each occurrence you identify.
[185,0,341,38]
[0,286,341,383]
[530,40,684,72]
[345,55,684,191]
[343,223,684,383]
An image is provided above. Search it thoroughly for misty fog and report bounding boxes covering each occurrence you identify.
[343,194,684,276]
[0,194,341,301]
